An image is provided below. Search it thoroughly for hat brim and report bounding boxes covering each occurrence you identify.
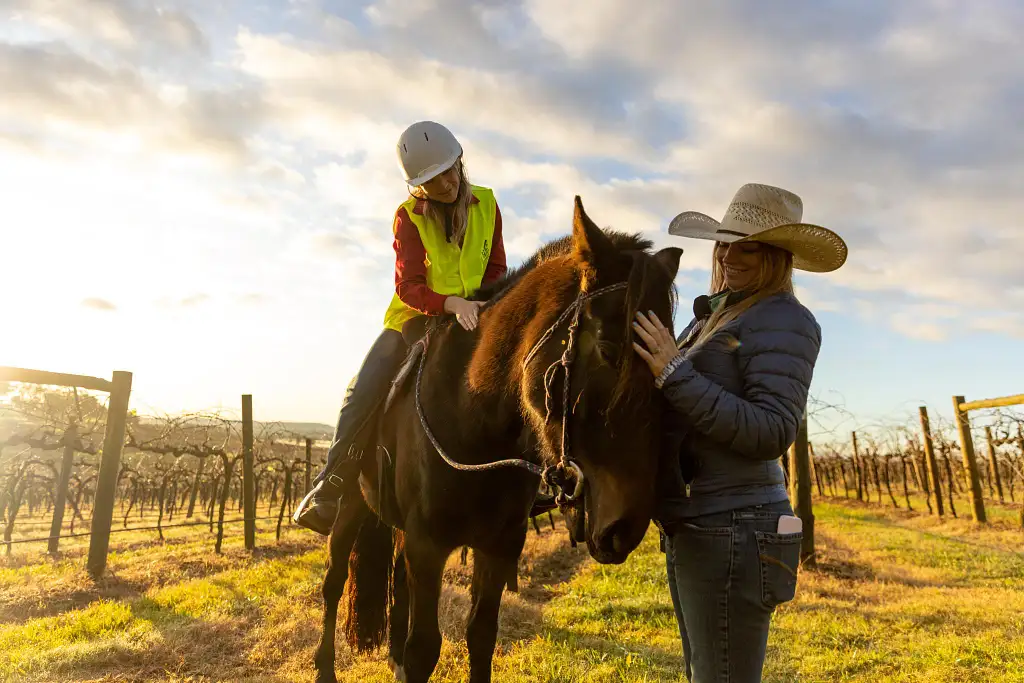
[405,149,463,187]
[668,211,848,273]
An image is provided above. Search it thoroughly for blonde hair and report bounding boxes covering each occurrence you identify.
[410,158,473,245]
[687,241,795,351]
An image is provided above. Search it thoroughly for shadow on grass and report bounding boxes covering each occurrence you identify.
[1,537,324,626]
[812,524,1024,588]
[821,501,1024,559]
[517,534,590,604]
[0,571,145,625]
[4,593,293,683]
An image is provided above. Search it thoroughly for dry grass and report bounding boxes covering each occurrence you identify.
[0,514,587,682]
[3,500,1024,681]
[1,517,311,623]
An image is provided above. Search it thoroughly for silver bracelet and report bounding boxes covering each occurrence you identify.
[655,353,687,389]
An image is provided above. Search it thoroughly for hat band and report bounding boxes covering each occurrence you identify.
[715,229,749,238]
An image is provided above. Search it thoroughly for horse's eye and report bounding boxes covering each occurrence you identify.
[597,340,620,361]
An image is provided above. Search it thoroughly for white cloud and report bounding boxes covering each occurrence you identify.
[970,315,1024,339]
[4,0,1024,421]
[231,2,1024,347]
[313,159,406,222]
[0,41,264,169]
[233,29,648,160]
[4,0,208,56]
[516,0,1024,319]
[794,287,842,314]
[81,297,116,311]
[888,318,949,342]
[364,0,435,27]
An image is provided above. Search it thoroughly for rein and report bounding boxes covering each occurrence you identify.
[413,280,629,543]
[413,347,544,476]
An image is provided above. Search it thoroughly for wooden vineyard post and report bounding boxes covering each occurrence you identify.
[851,431,864,501]
[242,394,256,550]
[305,437,312,493]
[87,371,133,578]
[952,396,987,524]
[788,412,815,566]
[48,425,77,554]
[919,407,944,517]
[985,427,1004,503]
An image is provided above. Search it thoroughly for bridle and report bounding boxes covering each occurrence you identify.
[413,280,629,544]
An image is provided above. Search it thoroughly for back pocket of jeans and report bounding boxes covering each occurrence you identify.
[754,530,802,608]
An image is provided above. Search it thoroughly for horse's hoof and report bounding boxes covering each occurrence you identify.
[388,655,407,682]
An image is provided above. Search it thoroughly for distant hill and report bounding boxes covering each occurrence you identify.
[270,422,334,440]
[1,412,333,443]
[132,416,334,441]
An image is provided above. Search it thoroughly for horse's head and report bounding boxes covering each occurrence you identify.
[521,196,682,564]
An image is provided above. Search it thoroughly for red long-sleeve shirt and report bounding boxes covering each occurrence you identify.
[392,196,507,315]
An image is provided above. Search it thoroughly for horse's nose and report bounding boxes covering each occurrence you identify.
[594,518,640,561]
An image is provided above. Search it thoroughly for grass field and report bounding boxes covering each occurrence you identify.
[2,499,1023,682]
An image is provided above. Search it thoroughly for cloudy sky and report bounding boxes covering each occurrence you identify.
[2,0,1022,435]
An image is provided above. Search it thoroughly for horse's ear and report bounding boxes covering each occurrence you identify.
[572,195,619,278]
[654,247,683,279]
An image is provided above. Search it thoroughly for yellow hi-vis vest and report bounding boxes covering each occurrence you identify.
[383,185,498,332]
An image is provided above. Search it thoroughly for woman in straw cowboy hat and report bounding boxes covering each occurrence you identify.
[293,121,507,535]
[632,183,847,682]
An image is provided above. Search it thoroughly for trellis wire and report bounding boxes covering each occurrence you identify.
[5,514,281,546]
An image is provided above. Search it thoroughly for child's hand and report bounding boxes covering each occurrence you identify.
[444,297,484,331]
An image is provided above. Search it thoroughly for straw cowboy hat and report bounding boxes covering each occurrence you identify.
[668,183,848,273]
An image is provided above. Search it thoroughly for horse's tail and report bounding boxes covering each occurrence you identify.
[342,514,395,651]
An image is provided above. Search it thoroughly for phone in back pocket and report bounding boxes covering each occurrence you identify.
[777,515,802,535]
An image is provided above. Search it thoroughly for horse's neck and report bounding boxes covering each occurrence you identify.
[469,267,575,394]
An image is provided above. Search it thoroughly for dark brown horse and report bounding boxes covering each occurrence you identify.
[313,196,682,683]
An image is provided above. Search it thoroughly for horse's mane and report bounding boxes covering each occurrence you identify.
[471,229,655,304]
[421,229,667,389]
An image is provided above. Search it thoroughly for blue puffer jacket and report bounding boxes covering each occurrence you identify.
[655,291,821,521]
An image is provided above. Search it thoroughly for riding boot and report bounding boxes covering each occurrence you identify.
[293,328,409,536]
[292,446,365,535]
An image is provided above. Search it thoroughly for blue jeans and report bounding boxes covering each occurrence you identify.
[663,499,801,682]
[314,328,409,485]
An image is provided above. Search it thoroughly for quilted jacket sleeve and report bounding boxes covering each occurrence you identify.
[659,296,822,460]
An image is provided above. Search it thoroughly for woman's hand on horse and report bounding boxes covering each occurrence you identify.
[444,296,484,331]
[632,311,679,377]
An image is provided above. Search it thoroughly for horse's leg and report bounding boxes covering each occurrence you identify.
[388,535,409,676]
[466,549,518,683]
[313,498,369,683]
[400,532,449,683]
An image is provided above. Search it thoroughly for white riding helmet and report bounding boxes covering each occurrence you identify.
[396,121,463,187]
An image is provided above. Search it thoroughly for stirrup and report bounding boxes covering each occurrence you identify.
[292,481,340,536]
